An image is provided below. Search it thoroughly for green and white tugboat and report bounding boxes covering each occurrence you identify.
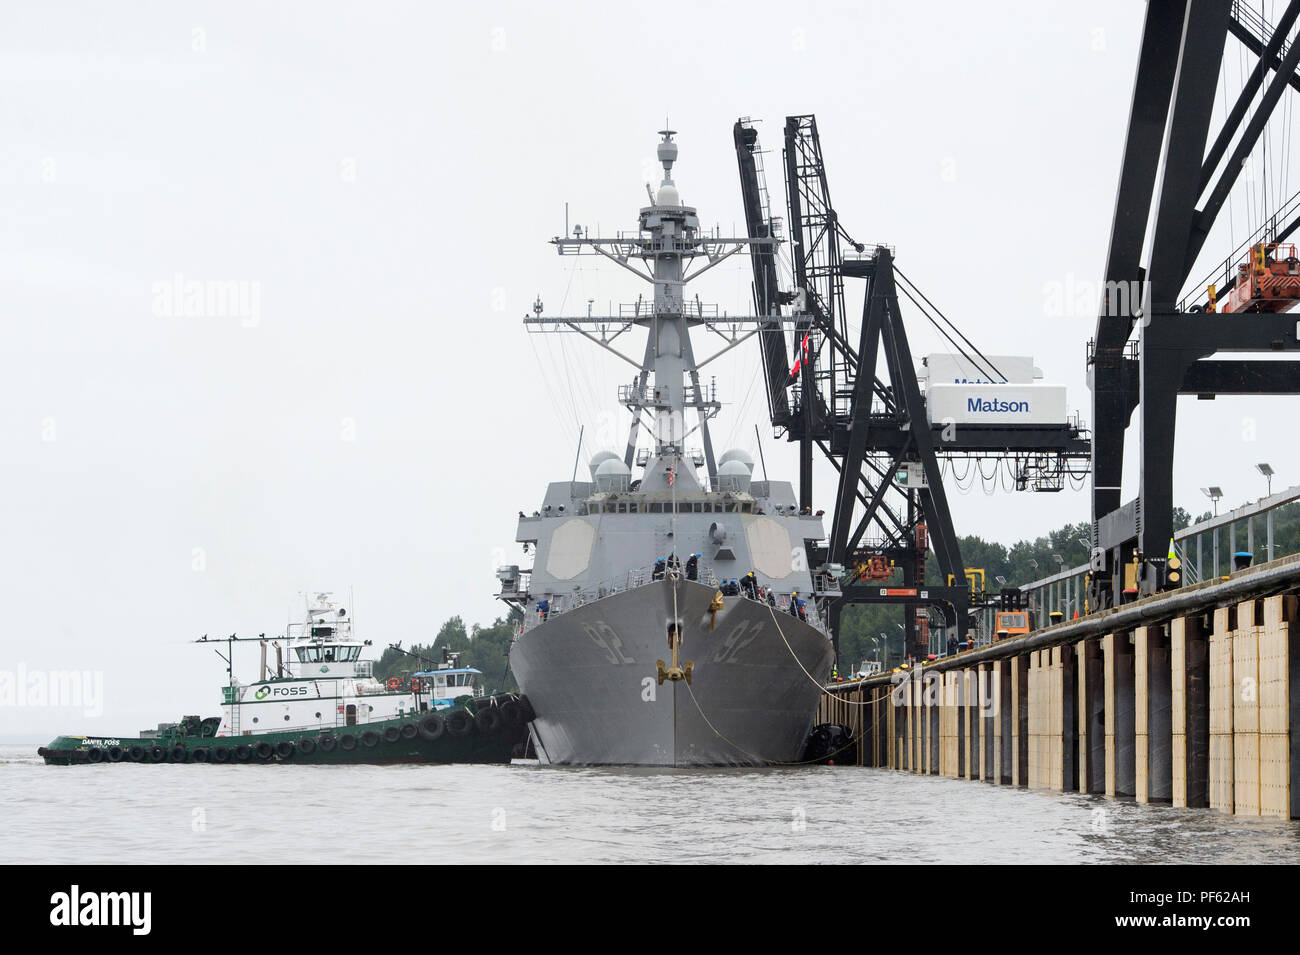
[39,593,532,766]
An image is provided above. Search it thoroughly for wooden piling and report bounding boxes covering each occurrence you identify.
[1078,638,1104,794]
[964,668,980,780]
[1233,600,1262,814]
[979,662,994,780]
[1103,631,1136,797]
[944,670,961,777]
[1011,654,1028,787]
[1027,649,1044,789]
[930,670,941,779]
[1135,624,1172,803]
[996,658,1012,784]
[1209,605,1235,811]
[1171,614,1209,807]
[1260,595,1298,818]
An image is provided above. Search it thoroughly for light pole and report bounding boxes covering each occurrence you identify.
[1201,486,1223,516]
[1257,463,1274,497]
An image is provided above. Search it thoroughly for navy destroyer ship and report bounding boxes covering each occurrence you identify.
[499,130,835,766]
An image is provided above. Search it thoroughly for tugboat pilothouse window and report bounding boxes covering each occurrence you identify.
[296,645,361,662]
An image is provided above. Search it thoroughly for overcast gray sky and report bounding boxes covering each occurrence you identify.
[5,1,1299,737]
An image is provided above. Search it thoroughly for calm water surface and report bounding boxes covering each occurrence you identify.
[3,744,1296,864]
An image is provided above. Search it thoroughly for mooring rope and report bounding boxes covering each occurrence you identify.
[680,677,869,767]
[762,600,882,707]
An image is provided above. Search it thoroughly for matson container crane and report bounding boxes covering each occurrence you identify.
[734,115,1090,662]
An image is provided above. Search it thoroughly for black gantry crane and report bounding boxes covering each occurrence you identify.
[1089,0,1300,608]
[735,116,1091,661]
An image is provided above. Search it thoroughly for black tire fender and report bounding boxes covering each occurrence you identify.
[474,708,501,734]
[446,710,473,737]
[417,714,445,741]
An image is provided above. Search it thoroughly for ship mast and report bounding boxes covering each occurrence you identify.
[525,129,781,491]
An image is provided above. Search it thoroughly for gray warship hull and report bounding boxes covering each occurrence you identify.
[510,579,834,766]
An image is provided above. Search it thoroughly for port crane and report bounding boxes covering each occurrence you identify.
[734,116,1090,661]
[1089,0,1300,608]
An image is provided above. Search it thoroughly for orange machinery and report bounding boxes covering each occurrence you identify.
[1214,242,1300,314]
[994,609,1031,639]
[853,556,893,581]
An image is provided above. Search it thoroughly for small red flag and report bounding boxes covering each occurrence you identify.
[788,332,810,380]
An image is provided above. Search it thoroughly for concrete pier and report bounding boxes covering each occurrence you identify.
[817,556,1300,819]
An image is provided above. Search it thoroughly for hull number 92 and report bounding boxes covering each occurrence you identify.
[583,621,636,664]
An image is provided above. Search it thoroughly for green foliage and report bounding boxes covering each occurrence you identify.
[373,615,519,694]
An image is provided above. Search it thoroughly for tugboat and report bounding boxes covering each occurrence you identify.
[39,593,532,766]
[500,130,836,766]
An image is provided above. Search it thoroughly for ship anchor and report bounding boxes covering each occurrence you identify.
[656,620,693,685]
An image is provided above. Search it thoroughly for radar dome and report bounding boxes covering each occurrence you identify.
[655,183,680,207]
[718,448,755,473]
[588,450,621,482]
[716,459,752,493]
[595,458,631,493]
